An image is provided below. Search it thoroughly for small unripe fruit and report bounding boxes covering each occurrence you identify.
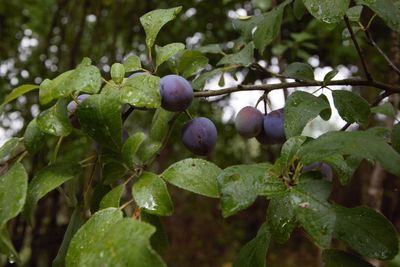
[256,108,286,145]
[181,117,217,156]
[160,75,194,112]
[235,106,263,138]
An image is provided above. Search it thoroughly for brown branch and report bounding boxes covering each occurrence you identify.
[344,15,373,81]
[194,78,400,98]
[365,30,400,77]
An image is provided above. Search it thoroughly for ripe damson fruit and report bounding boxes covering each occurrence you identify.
[67,94,91,128]
[302,162,333,182]
[181,117,217,156]
[235,106,263,138]
[256,108,286,145]
[160,74,194,112]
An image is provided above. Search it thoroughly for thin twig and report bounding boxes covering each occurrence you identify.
[344,15,373,81]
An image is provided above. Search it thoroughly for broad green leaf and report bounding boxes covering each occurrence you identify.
[150,108,175,142]
[140,6,182,49]
[102,159,128,185]
[334,206,398,260]
[23,162,79,225]
[322,249,374,267]
[161,158,221,198]
[217,163,271,217]
[155,43,185,69]
[141,211,168,254]
[273,136,307,172]
[53,208,84,267]
[267,195,296,243]
[195,44,223,54]
[0,137,21,162]
[122,132,147,169]
[99,184,124,210]
[132,172,173,216]
[136,139,161,164]
[2,84,39,105]
[37,98,72,136]
[290,176,335,247]
[298,131,400,176]
[0,224,20,265]
[253,1,290,53]
[192,68,223,91]
[371,102,396,118]
[111,63,125,84]
[66,208,165,267]
[39,70,74,105]
[392,123,400,153]
[293,0,307,20]
[323,69,339,85]
[55,58,101,98]
[346,6,363,22]
[320,154,354,185]
[177,50,209,78]
[121,74,161,109]
[303,0,350,24]
[123,55,141,72]
[0,163,27,226]
[284,91,329,137]
[282,62,315,81]
[258,174,288,198]
[332,90,370,126]
[233,222,271,267]
[357,0,400,32]
[77,94,122,152]
[319,94,332,121]
[217,42,254,67]
[24,119,47,154]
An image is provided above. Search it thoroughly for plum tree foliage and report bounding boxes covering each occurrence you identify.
[1,1,400,266]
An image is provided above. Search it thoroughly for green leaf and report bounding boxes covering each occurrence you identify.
[332,90,370,126]
[282,62,315,81]
[132,172,173,216]
[319,94,332,121]
[102,159,128,185]
[346,6,363,22]
[233,222,271,267]
[55,58,101,98]
[284,91,329,137]
[2,84,39,105]
[37,98,72,136]
[155,43,185,69]
[140,6,182,49]
[217,42,254,67]
[334,206,398,260]
[150,108,175,143]
[323,69,339,85]
[23,162,79,225]
[252,0,272,10]
[39,70,74,105]
[357,0,400,32]
[392,123,400,153]
[217,163,271,217]
[77,94,122,152]
[322,249,374,267]
[273,136,307,171]
[293,0,307,20]
[319,154,354,185]
[253,1,290,53]
[0,163,28,226]
[267,195,296,243]
[66,208,165,267]
[303,0,350,24]
[195,44,223,54]
[123,55,142,72]
[290,176,335,247]
[24,118,47,154]
[298,131,400,176]
[371,102,396,118]
[177,50,209,78]
[140,211,169,254]
[192,68,223,91]
[136,139,161,164]
[121,74,161,109]
[161,158,221,198]
[122,132,147,169]
[0,224,20,265]
[0,137,21,162]
[111,63,125,84]
[99,184,124,210]
[53,208,84,267]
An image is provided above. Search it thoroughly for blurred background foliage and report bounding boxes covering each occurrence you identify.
[0,0,399,266]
